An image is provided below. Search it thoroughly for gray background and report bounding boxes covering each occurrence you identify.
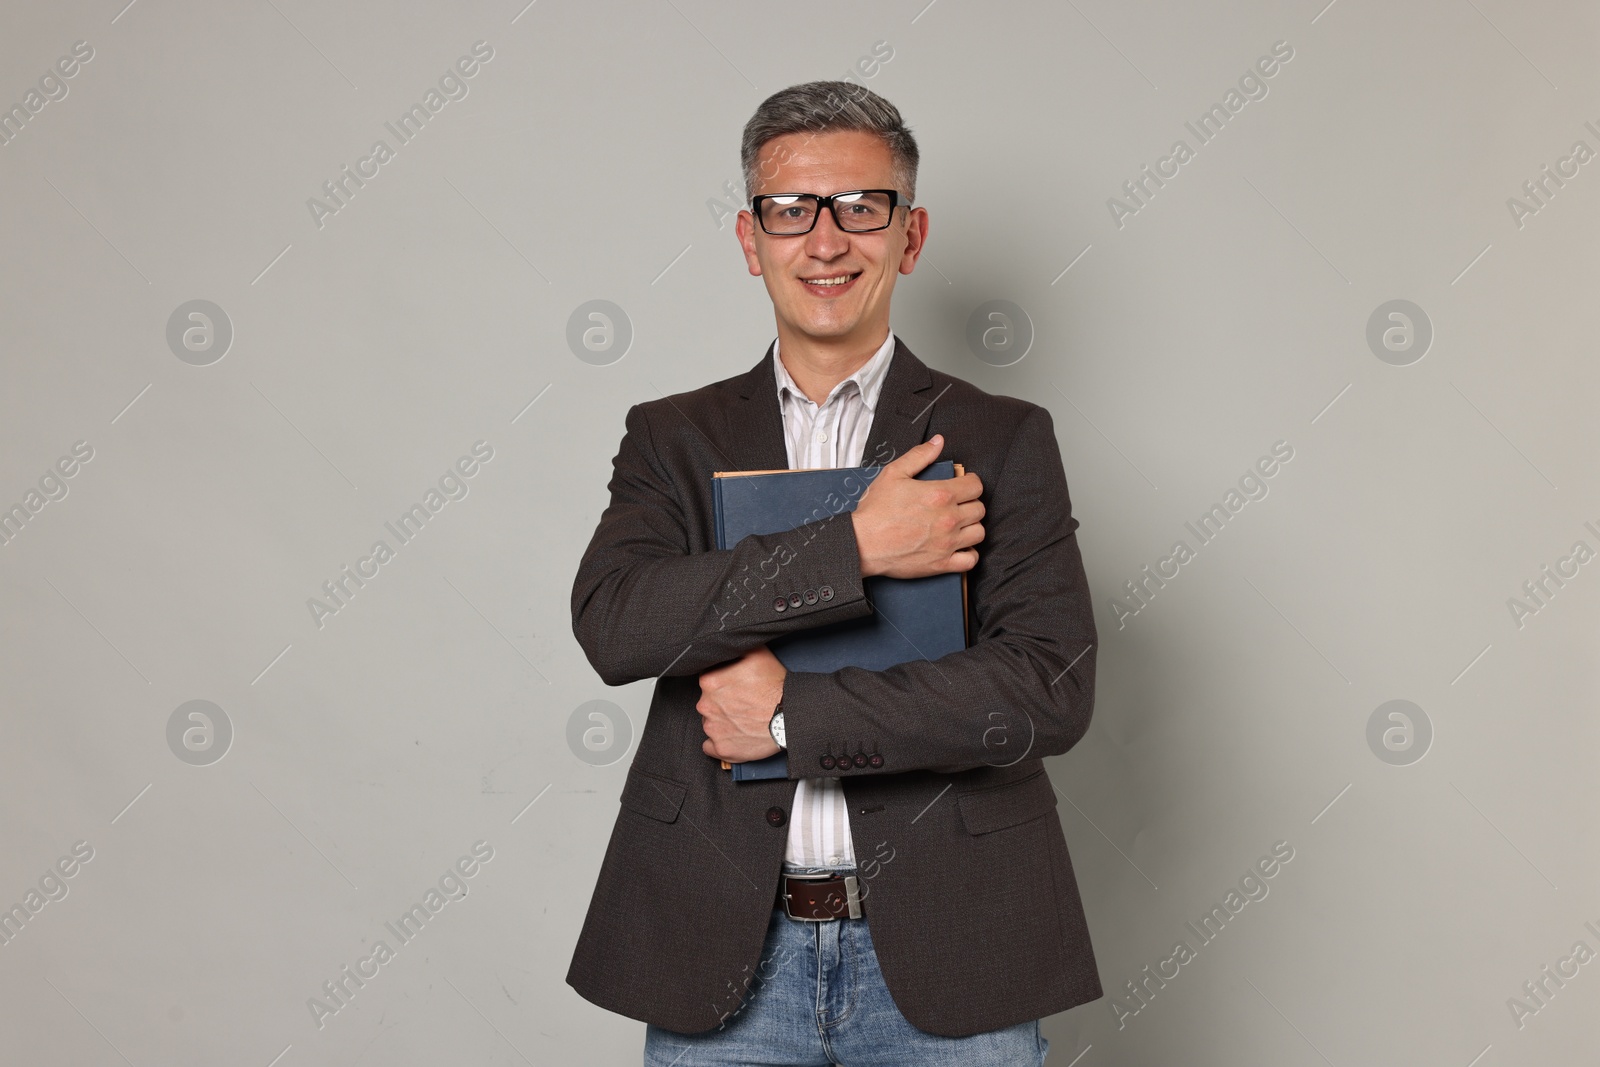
[1,0,1596,1063]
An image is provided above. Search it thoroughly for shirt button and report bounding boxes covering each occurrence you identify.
[827,856,839,865]
[816,430,828,443]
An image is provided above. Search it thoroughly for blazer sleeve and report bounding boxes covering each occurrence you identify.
[571,402,874,686]
[780,404,1098,777]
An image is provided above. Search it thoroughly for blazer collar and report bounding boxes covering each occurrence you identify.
[723,335,941,472]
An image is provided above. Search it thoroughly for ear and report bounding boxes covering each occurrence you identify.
[897,206,929,275]
[735,210,764,277]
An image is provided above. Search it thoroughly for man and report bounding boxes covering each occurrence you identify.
[568,81,1102,1064]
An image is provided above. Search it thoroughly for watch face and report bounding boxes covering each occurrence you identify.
[769,711,785,747]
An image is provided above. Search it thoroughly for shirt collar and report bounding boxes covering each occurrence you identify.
[772,330,896,413]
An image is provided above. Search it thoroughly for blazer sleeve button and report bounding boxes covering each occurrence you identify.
[868,754,884,768]
[788,592,803,608]
[773,597,788,613]
[820,755,836,770]
[818,585,834,601]
[766,806,787,827]
[804,588,818,605]
[852,753,869,768]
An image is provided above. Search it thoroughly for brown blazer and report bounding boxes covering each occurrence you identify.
[566,337,1103,1037]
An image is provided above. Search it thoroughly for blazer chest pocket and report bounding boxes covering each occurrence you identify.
[619,770,687,824]
[957,769,1059,835]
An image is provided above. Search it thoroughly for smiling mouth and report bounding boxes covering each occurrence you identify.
[800,271,862,289]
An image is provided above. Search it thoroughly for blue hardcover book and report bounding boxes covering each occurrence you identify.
[712,460,970,781]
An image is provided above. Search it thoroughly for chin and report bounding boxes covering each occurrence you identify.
[795,322,859,341]
[787,307,859,332]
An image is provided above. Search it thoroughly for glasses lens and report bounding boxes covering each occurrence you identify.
[760,195,818,234]
[834,191,895,231]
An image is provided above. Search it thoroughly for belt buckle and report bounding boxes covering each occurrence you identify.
[780,871,862,921]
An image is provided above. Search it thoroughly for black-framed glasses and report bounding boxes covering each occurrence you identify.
[751,189,911,235]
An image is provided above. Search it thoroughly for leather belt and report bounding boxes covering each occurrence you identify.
[776,871,863,921]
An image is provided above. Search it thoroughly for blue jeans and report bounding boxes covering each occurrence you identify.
[643,866,1048,1066]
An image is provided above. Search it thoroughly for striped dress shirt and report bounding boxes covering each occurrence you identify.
[771,328,897,870]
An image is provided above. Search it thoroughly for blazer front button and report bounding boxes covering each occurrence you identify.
[788,592,803,608]
[819,585,834,601]
[766,806,787,827]
[773,597,788,613]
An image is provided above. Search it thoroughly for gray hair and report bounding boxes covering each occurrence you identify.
[740,80,919,203]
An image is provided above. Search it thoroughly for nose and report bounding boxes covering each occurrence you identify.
[803,203,851,261]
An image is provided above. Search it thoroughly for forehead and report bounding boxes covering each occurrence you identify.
[753,129,896,195]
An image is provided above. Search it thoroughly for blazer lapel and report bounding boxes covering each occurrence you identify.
[722,336,941,472]
[863,336,939,468]
[720,341,790,472]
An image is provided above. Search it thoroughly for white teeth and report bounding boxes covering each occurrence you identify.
[807,274,855,286]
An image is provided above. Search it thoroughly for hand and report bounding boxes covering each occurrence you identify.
[697,645,786,763]
[850,434,985,579]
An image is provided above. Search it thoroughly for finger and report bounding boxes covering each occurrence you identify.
[947,471,983,502]
[889,434,944,476]
[954,499,986,525]
[947,547,980,571]
[956,522,985,549]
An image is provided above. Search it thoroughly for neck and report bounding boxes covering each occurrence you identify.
[775,322,890,406]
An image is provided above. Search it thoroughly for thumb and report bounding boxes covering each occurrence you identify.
[891,433,943,476]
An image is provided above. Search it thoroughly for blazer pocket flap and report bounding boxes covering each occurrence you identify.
[619,771,687,823]
[958,770,1058,835]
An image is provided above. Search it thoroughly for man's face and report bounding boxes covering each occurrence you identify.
[736,129,928,349]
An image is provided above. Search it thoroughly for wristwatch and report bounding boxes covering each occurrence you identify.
[768,702,786,749]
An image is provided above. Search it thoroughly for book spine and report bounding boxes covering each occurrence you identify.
[712,477,726,550]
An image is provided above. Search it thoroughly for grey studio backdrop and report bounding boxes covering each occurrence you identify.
[0,0,1595,1064]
